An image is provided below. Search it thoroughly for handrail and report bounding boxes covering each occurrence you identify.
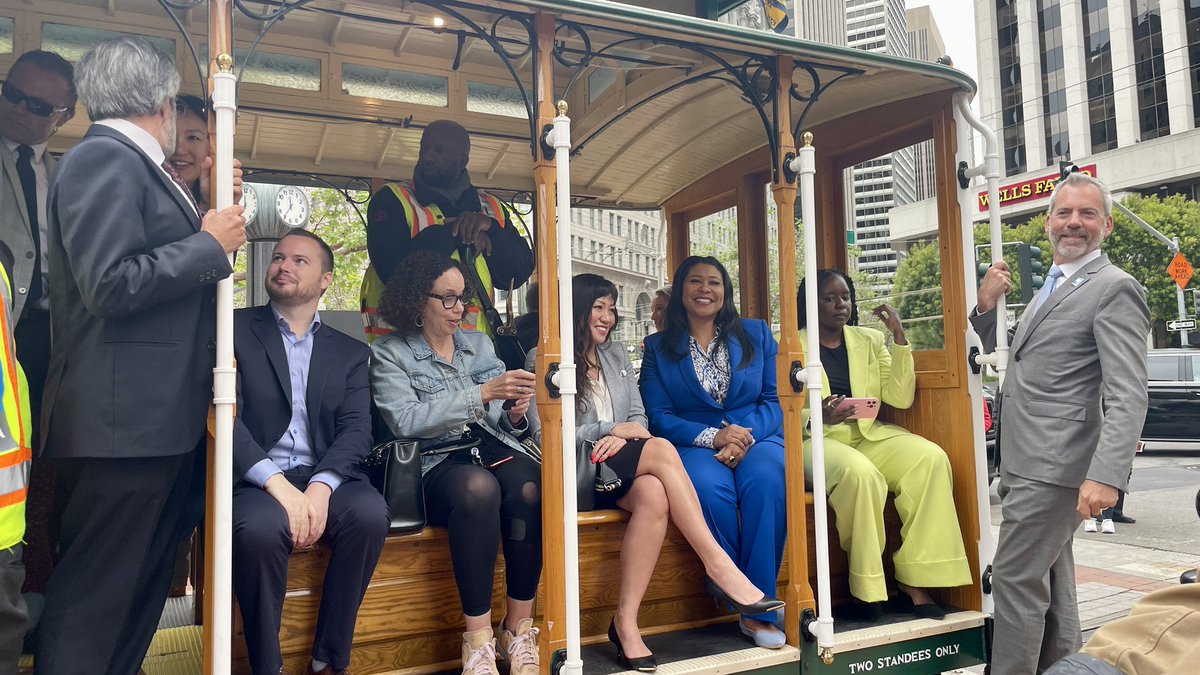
[791,135,834,662]
[207,23,238,675]
[545,101,583,675]
[954,93,1008,387]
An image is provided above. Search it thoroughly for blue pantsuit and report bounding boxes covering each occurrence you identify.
[640,319,786,621]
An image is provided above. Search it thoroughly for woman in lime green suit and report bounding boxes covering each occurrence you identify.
[798,269,970,619]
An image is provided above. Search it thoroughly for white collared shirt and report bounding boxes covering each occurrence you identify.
[95,119,198,217]
[1055,248,1103,282]
[2,136,49,309]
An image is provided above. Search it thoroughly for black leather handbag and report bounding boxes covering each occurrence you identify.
[363,435,483,533]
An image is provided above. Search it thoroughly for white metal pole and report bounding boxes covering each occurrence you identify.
[1173,238,1190,346]
[210,56,237,675]
[796,134,834,656]
[953,94,996,616]
[954,94,1008,387]
[547,101,583,675]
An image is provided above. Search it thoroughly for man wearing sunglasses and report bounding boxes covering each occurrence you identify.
[0,50,74,427]
[0,48,73,675]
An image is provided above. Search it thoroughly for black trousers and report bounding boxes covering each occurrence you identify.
[35,446,204,675]
[233,474,388,675]
[0,544,26,675]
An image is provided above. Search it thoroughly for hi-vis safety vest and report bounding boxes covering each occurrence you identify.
[0,265,32,551]
[360,181,509,343]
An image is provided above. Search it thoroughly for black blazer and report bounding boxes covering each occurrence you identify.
[233,305,373,484]
[41,124,231,458]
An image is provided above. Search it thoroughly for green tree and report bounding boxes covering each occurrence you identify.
[306,187,370,311]
[1105,194,1200,346]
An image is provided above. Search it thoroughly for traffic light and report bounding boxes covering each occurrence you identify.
[1059,161,1079,181]
[1017,243,1045,303]
[977,259,990,288]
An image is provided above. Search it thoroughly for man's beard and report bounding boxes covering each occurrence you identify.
[160,111,177,156]
[415,160,455,187]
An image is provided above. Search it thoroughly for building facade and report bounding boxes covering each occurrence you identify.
[907,6,948,202]
[973,0,1200,216]
[846,0,917,290]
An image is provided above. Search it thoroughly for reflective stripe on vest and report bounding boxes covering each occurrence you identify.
[0,265,31,548]
[360,182,506,343]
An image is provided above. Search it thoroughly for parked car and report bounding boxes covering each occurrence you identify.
[1142,348,1200,443]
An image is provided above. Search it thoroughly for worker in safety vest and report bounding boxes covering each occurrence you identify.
[361,120,533,342]
[0,263,32,675]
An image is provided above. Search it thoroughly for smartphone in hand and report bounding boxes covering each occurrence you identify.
[834,397,881,420]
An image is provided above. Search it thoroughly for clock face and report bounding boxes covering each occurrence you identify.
[275,185,309,227]
[240,184,258,225]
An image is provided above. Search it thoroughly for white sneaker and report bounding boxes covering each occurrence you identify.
[1083,518,1098,533]
[461,626,499,675]
[1101,519,1116,534]
[498,617,540,675]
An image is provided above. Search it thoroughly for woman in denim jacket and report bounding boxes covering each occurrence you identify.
[370,251,540,675]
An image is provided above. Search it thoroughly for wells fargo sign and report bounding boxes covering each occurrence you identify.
[977,164,1098,212]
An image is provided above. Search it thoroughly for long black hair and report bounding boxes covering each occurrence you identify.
[796,268,858,330]
[573,273,618,412]
[662,255,754,369]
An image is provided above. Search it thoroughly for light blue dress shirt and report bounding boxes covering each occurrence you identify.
[243,305,343,492]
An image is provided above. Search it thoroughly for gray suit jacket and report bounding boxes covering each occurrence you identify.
[40,125,231,458]
[971,253,1149,491]
[527,339,647,510]
[0,146,56,319]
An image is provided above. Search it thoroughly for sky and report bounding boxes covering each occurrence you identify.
[905,0,978,89]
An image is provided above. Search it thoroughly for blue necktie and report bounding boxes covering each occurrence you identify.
[1031,265,1064,316]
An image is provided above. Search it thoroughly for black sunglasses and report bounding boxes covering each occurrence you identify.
[0,81,73,117]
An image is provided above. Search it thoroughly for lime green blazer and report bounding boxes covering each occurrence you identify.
[799,325,916,445]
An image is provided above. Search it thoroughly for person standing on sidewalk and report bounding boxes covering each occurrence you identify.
[972,172,1149,675]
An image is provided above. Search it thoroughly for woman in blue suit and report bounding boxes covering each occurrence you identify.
[639,256,788,648]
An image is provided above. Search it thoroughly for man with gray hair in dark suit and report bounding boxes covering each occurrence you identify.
[35,37,245,675]
[972,172,1149,675]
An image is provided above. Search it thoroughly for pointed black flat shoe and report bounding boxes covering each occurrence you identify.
[704,577,786,616]
[608,619,657,672]
[893,590,946,620]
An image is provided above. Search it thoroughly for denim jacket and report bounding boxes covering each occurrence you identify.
[370,328,532,475]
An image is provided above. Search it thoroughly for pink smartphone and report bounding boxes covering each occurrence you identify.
[834,397,880,420]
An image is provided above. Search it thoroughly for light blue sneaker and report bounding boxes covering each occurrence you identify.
[740,618,786,649]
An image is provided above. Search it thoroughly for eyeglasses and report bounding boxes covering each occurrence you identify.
[0,81,73,117]
[429,291,474,309]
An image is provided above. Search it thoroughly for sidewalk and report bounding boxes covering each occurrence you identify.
[1070,527,1196,631]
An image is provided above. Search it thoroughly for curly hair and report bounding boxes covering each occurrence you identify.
[662,255,754,369]
[378,251,469,335]
[572,273,619,412]
[797,268,858,330]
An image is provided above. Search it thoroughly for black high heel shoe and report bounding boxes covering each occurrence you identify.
[704,577,786,615]
[608,620,657,672]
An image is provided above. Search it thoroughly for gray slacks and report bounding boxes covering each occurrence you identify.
[991,472,1084,675]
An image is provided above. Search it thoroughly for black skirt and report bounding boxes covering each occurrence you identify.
[591,437,647,509]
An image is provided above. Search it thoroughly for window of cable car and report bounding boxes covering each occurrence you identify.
[466,81,527,119]
[570,207,666,356]
[855,143,947,351]
[0,17,12,54]
[42,23,174,62]
[195,46,321,91]
[237,49,321,91]
[689,207,741,312]
[341,62,447,107]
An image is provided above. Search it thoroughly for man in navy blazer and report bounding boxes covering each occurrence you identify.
[233,229,387,675]
[35,37,246,675]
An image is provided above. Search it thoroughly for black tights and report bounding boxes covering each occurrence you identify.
[424,449,542,616]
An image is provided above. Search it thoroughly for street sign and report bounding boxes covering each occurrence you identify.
[1167,251,1193,289]
[1167,319,1197,332]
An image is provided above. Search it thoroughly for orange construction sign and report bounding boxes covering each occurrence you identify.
[1168,251,1194,289]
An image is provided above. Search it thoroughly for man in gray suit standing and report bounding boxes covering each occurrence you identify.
[972,172,1149,675]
